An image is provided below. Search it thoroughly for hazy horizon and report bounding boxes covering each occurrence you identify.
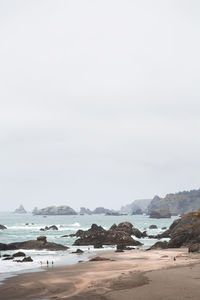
[1,0,200,211]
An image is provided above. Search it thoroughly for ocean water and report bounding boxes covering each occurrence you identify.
[0,212,177,282]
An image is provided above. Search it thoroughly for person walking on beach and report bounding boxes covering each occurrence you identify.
[52,261,54,268]
[47,260,49,267]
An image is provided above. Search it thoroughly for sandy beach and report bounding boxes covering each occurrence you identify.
[0,248,200,300]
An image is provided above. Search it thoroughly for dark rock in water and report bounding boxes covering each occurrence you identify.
[2,254,12,258]
[148,241,168,250]
[15,256,33,262]
[13,252,26,257]
[72,249,84,254]
[0,224,7,230]
[149,225,158,229]
[37,236,47,243]
[25,223,29,226]
[150,209,171,219]
[22,256,33,262]
[162,227,167,230]
[40,225,58,231]
[73,222,143,247]
[5,238,68,251]
[14,205,27,214]
[3,256,13,260]
[89,256,111,262]
[188,244,200,253]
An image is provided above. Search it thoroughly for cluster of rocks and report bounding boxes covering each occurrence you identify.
[63,222,146,249]
[40,225,58,231]
[2,251,33,262]
[0,236,68,251]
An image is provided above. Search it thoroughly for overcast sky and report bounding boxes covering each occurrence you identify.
[0,0,200,211]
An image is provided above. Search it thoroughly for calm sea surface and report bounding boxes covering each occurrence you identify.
[0,212,177,281]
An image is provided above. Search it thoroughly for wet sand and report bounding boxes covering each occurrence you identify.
[0,248,200,300]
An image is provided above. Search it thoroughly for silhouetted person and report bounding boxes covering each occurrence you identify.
[52,261,54,268]
[47,260,49,267]
[173,257,176,261]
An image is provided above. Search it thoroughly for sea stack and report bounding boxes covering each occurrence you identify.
[14,205,27,214]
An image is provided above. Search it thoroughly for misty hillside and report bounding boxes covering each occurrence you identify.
[147,189,200,215]
[120,199,152,214]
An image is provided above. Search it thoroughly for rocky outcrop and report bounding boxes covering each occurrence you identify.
[33,205,77,215]
[167,211,200,248]
[73,222,143,247]
[40,225,58,231]
[0,237,68,251]
[0,224,7,230]
[150,209,171,219]
[14,205,27,214]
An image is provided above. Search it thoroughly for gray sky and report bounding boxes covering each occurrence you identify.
[0,0,200,211]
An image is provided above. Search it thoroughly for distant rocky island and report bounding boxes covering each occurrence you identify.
[14,205,27,214]
[33,205,77,215]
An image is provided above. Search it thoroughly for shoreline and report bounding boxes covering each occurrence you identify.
[0,248,200,300]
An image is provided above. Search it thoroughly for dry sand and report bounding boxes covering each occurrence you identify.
[0,248,200,300]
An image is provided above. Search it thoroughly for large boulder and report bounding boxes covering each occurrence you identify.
[13,252,26,257]
[150,209,171,219]
[0,224,7,230]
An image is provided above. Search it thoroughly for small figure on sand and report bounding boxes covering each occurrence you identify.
[40,261,42,267]
[173,257,176,261]
[52,261,54,268]
[47,260,49,267]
